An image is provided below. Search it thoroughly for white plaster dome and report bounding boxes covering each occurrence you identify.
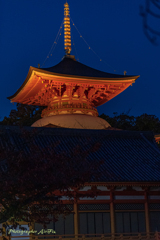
[31,114,111,129]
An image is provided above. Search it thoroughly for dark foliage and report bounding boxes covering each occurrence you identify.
[0,128,101,226]
[0,104,45,126]
[99,112,160,133]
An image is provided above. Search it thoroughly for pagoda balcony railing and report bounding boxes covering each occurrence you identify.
[42,103,98,117]
[2,232,160,240]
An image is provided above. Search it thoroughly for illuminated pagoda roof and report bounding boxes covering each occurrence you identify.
[8,56,139,108]
[8,2,139,129]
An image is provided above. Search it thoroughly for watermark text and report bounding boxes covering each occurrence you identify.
[8,229,56,235]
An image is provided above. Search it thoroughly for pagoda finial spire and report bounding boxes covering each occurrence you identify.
[64,2,71,55]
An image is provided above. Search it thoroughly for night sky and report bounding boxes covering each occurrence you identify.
[1,0,160,120]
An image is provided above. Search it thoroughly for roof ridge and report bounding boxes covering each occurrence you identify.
[140,132,160,154]
[0,125,154,139]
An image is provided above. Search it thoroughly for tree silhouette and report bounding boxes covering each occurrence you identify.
[100,112,160,132]
[140,0,160,45]
[0,127,101,227]
[0,104,44,126]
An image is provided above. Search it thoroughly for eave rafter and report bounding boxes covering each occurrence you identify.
[85,182,160,187]
[9,68,137,111]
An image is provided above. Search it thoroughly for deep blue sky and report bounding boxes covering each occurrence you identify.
[0,0,160,120]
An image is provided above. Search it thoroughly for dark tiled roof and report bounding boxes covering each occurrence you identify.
[41,57,136,79]
[0,126,160,182]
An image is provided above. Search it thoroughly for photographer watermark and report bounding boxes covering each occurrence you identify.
[8,229,56,235]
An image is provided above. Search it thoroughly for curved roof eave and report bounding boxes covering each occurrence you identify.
[8,61,139,101]
[8,66,34,101]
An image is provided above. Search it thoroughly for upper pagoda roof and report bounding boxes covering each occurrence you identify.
[41,56,137,79]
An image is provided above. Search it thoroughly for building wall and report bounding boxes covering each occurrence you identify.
[33,186,160,235]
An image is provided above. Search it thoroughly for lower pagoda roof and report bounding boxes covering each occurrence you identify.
[0,126,160,184]
[8,56,139,107]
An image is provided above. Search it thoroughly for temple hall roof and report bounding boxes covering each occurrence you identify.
[0,126,160,184]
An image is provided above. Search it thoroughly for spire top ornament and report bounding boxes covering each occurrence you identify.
[64,2,71,55]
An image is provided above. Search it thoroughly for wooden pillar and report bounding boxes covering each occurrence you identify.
[144,190,150,234]
[29,222,35,240]
[74,202,78,236]
[110,189,115,235]
[2,223,6,237]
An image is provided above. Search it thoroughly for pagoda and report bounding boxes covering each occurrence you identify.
[8,2,139,129]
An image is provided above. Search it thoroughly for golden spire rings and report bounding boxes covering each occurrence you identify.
[64,2,71,55]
